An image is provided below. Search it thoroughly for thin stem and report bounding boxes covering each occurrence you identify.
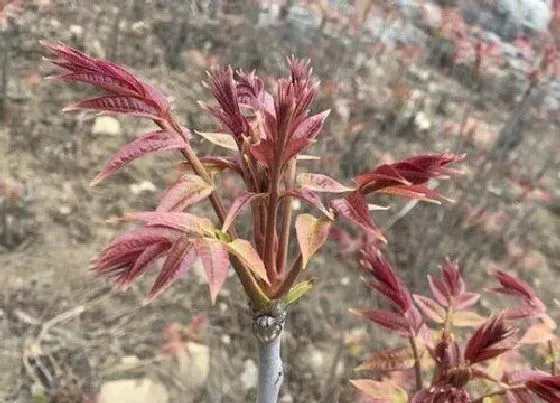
[549,340,557,376]
[408,332,422,392]
[263,168,280,282]
[276,158,296,276]
[270,254,302,299]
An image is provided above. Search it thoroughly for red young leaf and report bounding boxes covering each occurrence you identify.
[464,313,518,364]
[331,192,386,242]
[297,173,354,193]
[283,189,333,219]
[47,72,140,98]
[194,238,230,304]
[376,183,450,203]
[350,308,411,336]
[295,213,332,269]
[91,130,187,185]
[361,246,413,314]
[526,376,560,402]
[147,237,196,302]
[355,346,416,372]
[90,227,180,277]
[249,138,275,168]
[413,295,446,324]
[224,239,269,284]
[123,211,214,236]
[222,192,268,232]
[42,41,171,121]
[117,241,171,289]
[177,156,243,177]
[354,163,411,188]
[63,95,160,119]
[283,109,330,163]
[491,269,545,311]
[157,174,213,212]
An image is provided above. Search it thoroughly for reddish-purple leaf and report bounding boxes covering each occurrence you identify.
[90,227,180,276]
[455,292,481,311]
[123,211,214,236]
[526,376,560,402]
[43,41,171,119]
[283,189,333,219]
[297,173,354,193]
[503,370,550,385]
[224,239,269,284]
[157,174,213,212]
[491,269,545,309]
[249,138,275,168]
[350,308,411,335]
[63,95,160,119]
[355,346,416,372]
[222,192,268,232]
[147,237,196,302]
[91,130,186,185]
[291,109,330,141]
[331,192,386,242]
[354,163,411,189]
[117,241,171,289]
[376,183,450,203]
[464,313,518,364]
[177,156,243,177]
[194,238,230,304]
[295,213,332,269]
[47,71,139,97]
[427,275,450,307]
[361,246,413,314]
[413,295,446,324]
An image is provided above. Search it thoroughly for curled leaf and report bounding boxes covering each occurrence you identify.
[284,279,315,306]
[196,131,238,150]
[297,173,354,193]
[224,239,269,284]
[295,214,332,269]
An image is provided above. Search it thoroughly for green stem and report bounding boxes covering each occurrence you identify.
[408,331,422,392]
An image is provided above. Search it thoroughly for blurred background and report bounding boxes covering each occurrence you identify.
[0,0,559,402]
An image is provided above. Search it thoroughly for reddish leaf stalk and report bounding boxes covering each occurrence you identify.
[276,158,297,276]
[271,254,303,299]
[264,166,281,284]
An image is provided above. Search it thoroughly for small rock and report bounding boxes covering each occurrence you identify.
[92,116,120,136]
[414,111,432,131]
[69,24,83,38]
[176,342,210,392]
[98,379,168,403]
[129,181,157,194]
[132,21,148,35]
[240,359,258,390]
